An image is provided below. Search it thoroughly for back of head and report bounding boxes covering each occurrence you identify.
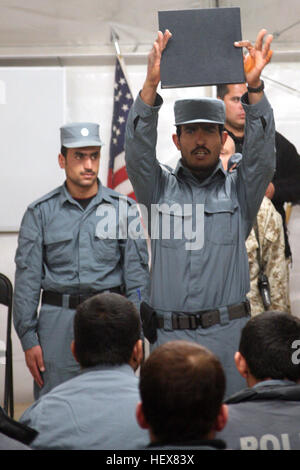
[139,340,225,443]
[74,293,141,367]
[239,311,300,381]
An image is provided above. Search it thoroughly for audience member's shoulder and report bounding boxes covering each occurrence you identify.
[0,432,31,450]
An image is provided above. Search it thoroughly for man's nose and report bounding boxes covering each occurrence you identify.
[83,157,93,170]
[195,129,207,145]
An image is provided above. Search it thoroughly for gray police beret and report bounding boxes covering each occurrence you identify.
[174,98,225,126]
[60,122,104,148]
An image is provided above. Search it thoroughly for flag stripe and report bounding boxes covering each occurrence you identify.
[107,57,134,199]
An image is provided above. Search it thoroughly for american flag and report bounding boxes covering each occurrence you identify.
[107,57,135,199]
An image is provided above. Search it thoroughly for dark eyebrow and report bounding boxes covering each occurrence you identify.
[74,151,99,157]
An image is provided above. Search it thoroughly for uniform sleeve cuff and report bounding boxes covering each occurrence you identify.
[133,91,163,118]
[241,92,271,118]
[21,333,39,352]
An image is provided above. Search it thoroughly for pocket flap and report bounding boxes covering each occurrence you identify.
[205,200,237,214]
[155,201,193,217]
[44,231,73,245]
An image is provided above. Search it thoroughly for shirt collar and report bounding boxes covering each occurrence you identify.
[253,379,296,389]
[78,363,134,376]
[174,158,226,184]
[58,179,118,208]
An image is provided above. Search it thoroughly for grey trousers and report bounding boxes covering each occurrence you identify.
[151,312,249,399]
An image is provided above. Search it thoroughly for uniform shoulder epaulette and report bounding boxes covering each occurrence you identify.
[28,186,62,209]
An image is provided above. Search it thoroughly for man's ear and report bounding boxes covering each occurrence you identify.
[70,340,78,364]
[172,133,181,151]
[213,404,228,432]
[58,153,66,169]
[129,339,143,371]
[221,130,228,148]
[234,351,248,379]
[136,402,149,430]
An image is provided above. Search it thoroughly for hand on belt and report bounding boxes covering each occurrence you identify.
[42,287,123,309]
[157,301,250,330]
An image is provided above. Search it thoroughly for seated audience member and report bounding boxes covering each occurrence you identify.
[19,293,149,450]
[136,340,228,450]
[217,311,300,450]
[220,135,290,315]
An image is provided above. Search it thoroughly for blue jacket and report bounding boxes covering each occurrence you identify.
[20,364,149,450]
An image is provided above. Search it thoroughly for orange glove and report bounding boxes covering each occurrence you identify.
[244,49,273,73]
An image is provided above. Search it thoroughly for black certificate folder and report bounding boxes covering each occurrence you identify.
[158,7,245,88]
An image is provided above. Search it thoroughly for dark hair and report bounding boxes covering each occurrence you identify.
[60,146,68,158]
[216,84,229,100]
[74,293,141,367]
[239,311,300,381]
[176,124,224,140]
[139,340,226,443]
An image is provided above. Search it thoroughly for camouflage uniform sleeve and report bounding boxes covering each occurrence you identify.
[261,198,290,313]
[246,197,290,316]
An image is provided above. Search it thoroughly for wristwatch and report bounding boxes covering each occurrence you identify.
[247,80,265,93]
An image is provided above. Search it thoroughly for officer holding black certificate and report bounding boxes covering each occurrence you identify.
[125,28,275,397]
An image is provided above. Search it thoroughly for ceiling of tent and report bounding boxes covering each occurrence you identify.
[0,0,299,63]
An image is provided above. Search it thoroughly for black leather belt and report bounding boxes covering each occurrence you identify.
[42,287,123,309]
[157,301,250,330]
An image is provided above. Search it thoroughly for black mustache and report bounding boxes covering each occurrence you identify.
[191,146,210,155]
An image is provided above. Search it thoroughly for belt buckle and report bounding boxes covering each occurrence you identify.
[188,314,198,330]
[200,311,216,329]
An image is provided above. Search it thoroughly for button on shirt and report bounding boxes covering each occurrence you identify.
[13,181,149,351]
[125,93,275,313]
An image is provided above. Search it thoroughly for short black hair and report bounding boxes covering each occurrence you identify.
[239,311,300,381]
[216,84,230,100]
[139,340,226,443]
[60,146,68,158]
[74,293,141,368]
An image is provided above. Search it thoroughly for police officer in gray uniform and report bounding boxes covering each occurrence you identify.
[125,29,275,397]
[217,311,300,450]
[13,122,149,399]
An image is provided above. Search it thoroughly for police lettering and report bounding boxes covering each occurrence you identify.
[240,433,291,450]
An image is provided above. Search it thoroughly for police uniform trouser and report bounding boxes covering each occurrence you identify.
[35,304,80,400]
[151,312,248,399]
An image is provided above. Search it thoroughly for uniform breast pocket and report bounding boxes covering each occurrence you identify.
[152,201,191,249]
[44,232,74,267]
[93,235,120,262]
[205,200,238,245]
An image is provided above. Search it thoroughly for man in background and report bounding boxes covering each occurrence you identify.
[217,82,300,261]
[220,135,290,315]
